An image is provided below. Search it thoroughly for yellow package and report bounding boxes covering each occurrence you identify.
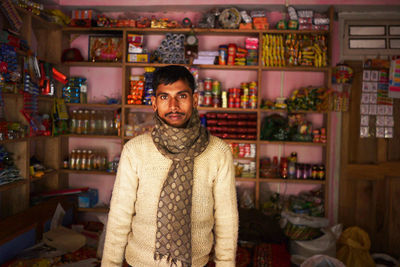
[337,226,375,267]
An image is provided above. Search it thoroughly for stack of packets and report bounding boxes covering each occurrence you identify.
[262,33,327,67]
[127,34,149,63]
[193,51,218,65]
[127,68,154,105]
[285,6,330,31]
[218,38,258,66]
[360,68,394,138]
[238,10,269,30]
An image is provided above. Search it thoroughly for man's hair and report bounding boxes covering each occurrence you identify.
[152,65,196,93]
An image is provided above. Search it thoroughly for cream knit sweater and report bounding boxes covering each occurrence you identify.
[101,133,238,267]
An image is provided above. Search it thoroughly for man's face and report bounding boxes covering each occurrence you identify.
[151,79,198,128]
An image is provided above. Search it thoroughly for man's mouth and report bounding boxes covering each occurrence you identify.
[166,112,185,119]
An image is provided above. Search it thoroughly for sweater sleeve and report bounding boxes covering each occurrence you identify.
[101,144,139,267]
[213,147,239,267]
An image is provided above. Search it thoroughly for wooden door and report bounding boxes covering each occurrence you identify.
[339,61,400,257]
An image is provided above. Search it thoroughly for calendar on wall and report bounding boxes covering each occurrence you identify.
[360,66,394,138]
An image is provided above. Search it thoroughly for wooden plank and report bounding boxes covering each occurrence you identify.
[346,162,400,179]
[373,178,388,253]
[0,196,75,245]
[354,180,373,234]
[387,98,400,161]
[388,177,400,257]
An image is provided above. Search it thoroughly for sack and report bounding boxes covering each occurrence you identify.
[290,224,342,260]
[300,255,345,267]
[281,211,329,241]
[337,226,375,267]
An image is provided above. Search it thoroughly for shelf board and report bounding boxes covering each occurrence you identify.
[259,140,326,146]
[63,134,121,139]
[2,93,55,101]
[194,64,259,70]
[124,104,153,109]
[0,179,27,192]
[62,27,124,33]
[0,138,28,144]
[62,27,328,36]
[125,63,258,70]
[30,169,58,182]
[15,6,61,30]
[63,61,123,67]
[194,28,261,35]
[260,108,328,114]
[66,103,122,108]
[37,95,55,101]
[29,136,55,141]
[223,139,257,144]
[198,107,257,112]
[264,29,329,35]
[77,207,110,213]
[60,169,116,175]
[125,63,185,68]
[259,178,326,184]
[236,177,257,182]
[261,66,330,72]
[233,157,256,160]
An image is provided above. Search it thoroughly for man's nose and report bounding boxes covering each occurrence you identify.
[169,96,179,110]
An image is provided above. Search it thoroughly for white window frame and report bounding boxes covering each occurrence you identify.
[339,12,400,61]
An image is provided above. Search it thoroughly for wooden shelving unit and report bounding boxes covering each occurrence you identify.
[0,4,334,221]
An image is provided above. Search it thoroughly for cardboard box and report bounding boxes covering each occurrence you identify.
[78,188,98,208]
[127,53,149,63]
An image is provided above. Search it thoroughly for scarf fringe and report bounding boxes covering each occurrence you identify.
[154,252,191,267]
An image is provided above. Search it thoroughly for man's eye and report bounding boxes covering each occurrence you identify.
[160,95,167,100]
[179,94,187,99]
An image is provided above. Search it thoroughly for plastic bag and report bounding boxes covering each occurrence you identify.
[300,255,345,267]
[337,226,375,267]
[290,224,342,261]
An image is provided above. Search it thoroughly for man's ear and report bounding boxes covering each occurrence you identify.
[193,92,198,108]
[151,95,157,112]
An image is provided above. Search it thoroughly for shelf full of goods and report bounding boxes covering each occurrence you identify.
[64,148,119,173]
[260,152,326,181]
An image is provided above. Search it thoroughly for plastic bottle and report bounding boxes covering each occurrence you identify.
[70,110,77,134]
[76,110,83,135]
[102,111,108,135]
[75,149,82,170]
[81,150,87,170]
[99,151,107,170]
[83,110,90,135]
[87,150,94,170]
[89,110,97,135]
[69,149,76,169]
[108,111,115,135]
[95,111,103,134]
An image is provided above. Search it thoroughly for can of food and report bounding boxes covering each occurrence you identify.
[198,91,204,106]
[203,92,212,106]
[218,45,227,65]
[212,80,221,96]
[249,95,257,109]
[221,91,228,108]
[228,97,235,108]
[204,78,212,92]
[241,95,249,108]
[240,82,249,89]
[212,95,220,107]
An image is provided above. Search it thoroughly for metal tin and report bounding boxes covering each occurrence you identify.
[204,78,212,92]
[212,96,220,107]
[203,92,212,106]
[212,80,221,96]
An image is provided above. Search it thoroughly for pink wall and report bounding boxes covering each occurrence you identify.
[64,2,393,222]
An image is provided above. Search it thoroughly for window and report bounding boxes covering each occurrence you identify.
[342,18,400,58]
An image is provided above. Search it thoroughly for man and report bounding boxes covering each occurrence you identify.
[102,65,238,267]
